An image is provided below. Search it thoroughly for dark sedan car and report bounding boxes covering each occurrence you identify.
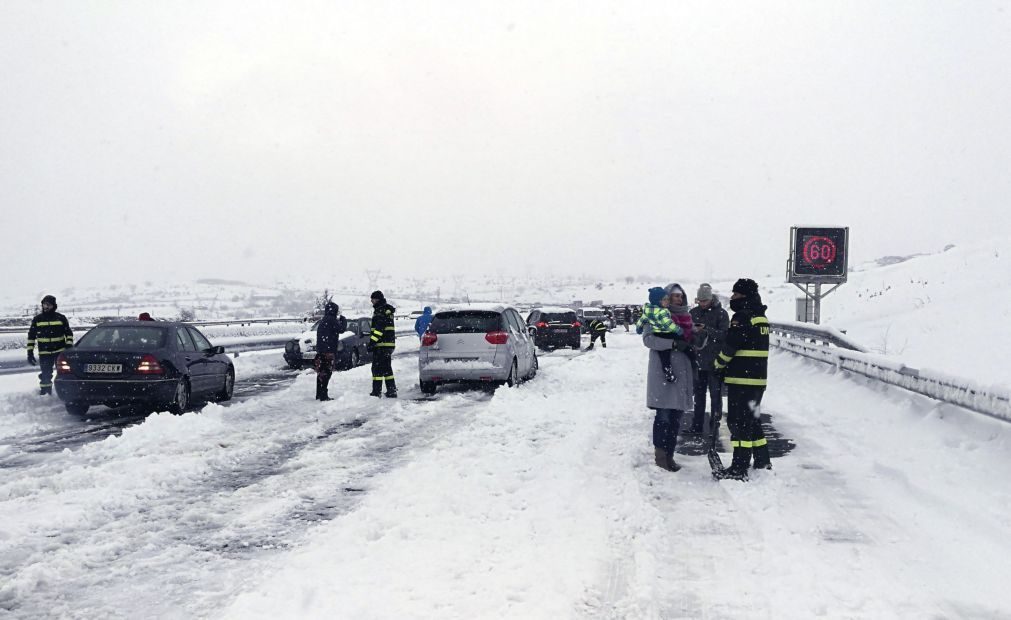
[54,322,234,416]
[525,307,582,350]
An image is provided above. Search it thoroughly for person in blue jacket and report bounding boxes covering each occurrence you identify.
[414,306,434,339]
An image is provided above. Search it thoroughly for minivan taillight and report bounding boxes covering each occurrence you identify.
[535,322,548,329]
[135,354,165,375]
[485,331,509,345]
[572,321,581,328]
[56,353,72,375]
[421,332,438,346]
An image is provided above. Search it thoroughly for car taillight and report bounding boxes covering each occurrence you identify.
[56,353,72,375]
[535,322,547,328]
[572,321,581,328]
[135,354,165,375]
[485,331,509,345]
[421,332,438,346]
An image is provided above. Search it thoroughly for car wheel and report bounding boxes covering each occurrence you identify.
[168,378,190,414]
[505,358,518,388]
[214,368,234,402]
[571,341,580,350]
[350,348,360,368]
[529,353,538,379]
[420,380,437,395]
[65,401,89,416]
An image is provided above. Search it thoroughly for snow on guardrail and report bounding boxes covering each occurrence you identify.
[771,322,1011,424]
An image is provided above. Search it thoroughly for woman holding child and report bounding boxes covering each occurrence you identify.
[640,283,696,472]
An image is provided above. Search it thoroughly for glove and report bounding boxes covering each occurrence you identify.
[27,351,37,366]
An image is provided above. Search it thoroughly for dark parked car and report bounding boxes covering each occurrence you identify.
[525,307,582,350]
[283,317,374,370]
[54,321,235,416]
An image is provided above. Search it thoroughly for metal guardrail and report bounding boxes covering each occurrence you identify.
[771,321,1011,424]
[0,317,310,334]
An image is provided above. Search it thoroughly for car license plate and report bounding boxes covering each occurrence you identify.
[86,363,122,373]
[553,329,569,333]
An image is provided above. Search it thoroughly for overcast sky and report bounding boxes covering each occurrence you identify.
[2,1,1010,296]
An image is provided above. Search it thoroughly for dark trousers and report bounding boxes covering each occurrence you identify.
[588,331,606,348]
[38,354,56,392]
[314,353,334,399]
[370,349,396,395]
[726,385,766,466]
[692,370,723,431]
[652,408,684,454]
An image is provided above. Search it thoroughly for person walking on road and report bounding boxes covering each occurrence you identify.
[641,283,696,472]
[689,283,730,434]
[26,295,74,396]
[414,306,433,339]
[586,317,608,349]
[368,290,398,398]
[314,302,347,401]
[713,278,771,481]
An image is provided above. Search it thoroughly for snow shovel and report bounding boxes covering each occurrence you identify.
[708,410,726,479]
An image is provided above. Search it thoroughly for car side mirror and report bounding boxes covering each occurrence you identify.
[205,346,225,356]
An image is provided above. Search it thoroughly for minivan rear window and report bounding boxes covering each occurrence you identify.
[76,326,166,351]
[542,312,576,323]
[430,311,502,334]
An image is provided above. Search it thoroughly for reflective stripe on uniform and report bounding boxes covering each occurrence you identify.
[39,382,53,388]
[724,377,767,386]
[717,352,733,362]
[753,437,768,447]
[36,336,66,343]
[38,349,65,355]
[373,375,395,381]
[34,321,63,327]
[374,342,395,347]
[750,317,769,325]
[734,350,769,357]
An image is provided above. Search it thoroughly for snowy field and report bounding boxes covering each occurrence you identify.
[1,331,1008,619]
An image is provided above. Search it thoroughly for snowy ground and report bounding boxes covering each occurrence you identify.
[1,331,1008,619]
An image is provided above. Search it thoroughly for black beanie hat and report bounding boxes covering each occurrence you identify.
[370,290,385,301]
[732,278,759,297]
[41,295,57,307]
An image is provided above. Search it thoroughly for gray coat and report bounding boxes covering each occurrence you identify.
[642,323,695,411]
[690,299,730,367]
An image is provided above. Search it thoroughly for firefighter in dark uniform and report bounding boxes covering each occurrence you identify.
[314,302,347,401]
[367,290,397,398]
[713,278,770,480]
[586,318,608,349]
[27,295,74,395]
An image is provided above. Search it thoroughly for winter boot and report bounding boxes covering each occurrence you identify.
[752,443,772,470]
[40,386,52,396]
[666,453,682,472]
[719,447,752,481]
[654,448,673,471]
[384,378,397,398]
[370,379,383,397]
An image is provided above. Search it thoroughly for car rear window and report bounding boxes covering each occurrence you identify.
[430,311,502,334]
[542,312,576,323]
[76,326,166,351]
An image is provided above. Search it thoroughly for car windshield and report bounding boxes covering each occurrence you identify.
[430,311,502,334]
[76,326,166,351]
[583,310,605,318]
[542,312,576,323]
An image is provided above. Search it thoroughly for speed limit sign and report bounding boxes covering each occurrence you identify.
[789,227,848,283]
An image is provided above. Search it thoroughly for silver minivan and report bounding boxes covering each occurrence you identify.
[418,304,538,395]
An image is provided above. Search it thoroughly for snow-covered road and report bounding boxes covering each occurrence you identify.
[1,334,1008,618]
